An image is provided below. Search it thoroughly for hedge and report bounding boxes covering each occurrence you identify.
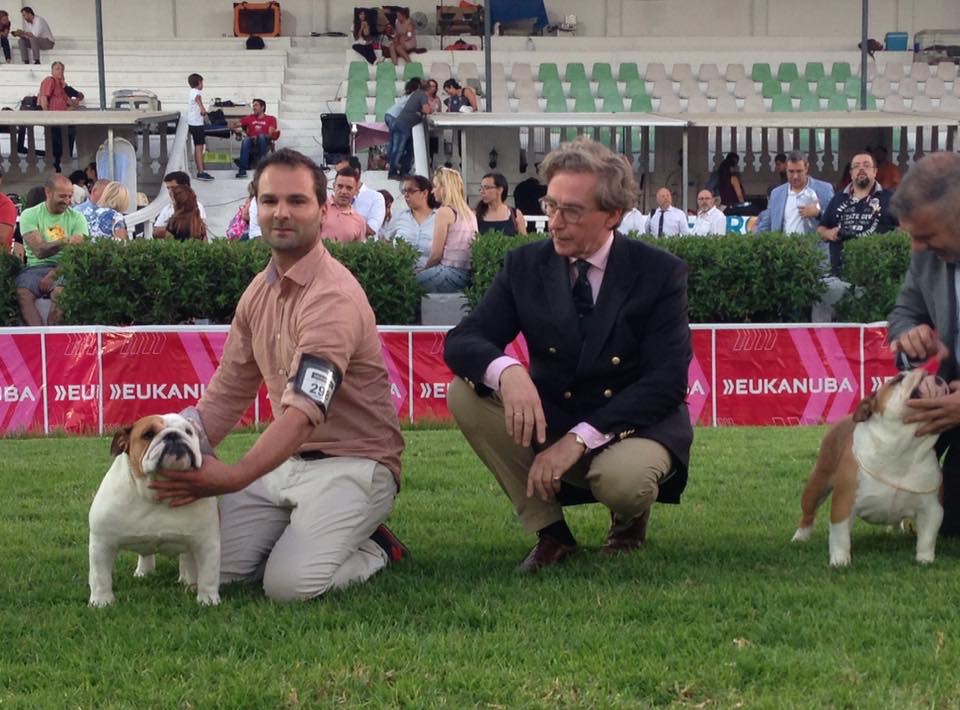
[834,232,911,323]
[52,239,421,326]
[0,253,20,326]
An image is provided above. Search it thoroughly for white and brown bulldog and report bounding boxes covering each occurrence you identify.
[791,367,949,566]
[88,413,220,606]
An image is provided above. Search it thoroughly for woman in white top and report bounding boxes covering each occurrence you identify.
[381,175,437,269]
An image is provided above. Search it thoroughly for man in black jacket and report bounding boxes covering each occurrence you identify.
[444,137,693,573]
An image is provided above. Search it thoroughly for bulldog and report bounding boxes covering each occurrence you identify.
[88,413,220,606]
[791,367,948,566]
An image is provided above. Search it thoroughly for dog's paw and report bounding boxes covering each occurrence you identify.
[89,594,115,607]
[829,553,851,568]
[197,592,220,606]
[791,527,812,542]
[916,553,935,565]
[134,555,156,578]
[177,575,196,588]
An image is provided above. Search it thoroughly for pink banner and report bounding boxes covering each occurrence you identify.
[0,333,43,433]
[46,332,100,433]
[689,329,712,426]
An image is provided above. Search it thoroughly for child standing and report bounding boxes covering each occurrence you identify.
[187,73,213,181]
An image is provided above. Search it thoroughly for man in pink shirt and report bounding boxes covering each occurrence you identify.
[37,61,82,172]
[320,169,367,243]
[444,137,693,573]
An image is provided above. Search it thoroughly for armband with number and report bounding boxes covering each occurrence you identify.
[291,354,343,416]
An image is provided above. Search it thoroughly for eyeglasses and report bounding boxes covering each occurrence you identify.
[479,184,498,192]
[400,187,423,195]
[850,162,874,170]
[539,197,587,224]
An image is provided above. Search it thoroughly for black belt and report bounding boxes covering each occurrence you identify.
[297,450,330,461]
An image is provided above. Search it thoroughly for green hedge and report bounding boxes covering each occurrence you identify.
[468,231,828,323]
[53,239,421,326]
[833,232,911,322]
[0,253,20,326]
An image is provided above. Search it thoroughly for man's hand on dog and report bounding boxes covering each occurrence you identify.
[890,324,950,365]
[150,455,255,507]
[904,383,960,436]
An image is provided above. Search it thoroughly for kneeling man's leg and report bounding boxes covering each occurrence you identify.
[587,437,672,528]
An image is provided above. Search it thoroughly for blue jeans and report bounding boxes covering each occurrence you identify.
[416,265,471,293]
[387,120,413,176]
[238,135,269,172]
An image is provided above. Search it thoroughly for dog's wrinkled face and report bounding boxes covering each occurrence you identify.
[854,368,950,423]
[110,414,202,478]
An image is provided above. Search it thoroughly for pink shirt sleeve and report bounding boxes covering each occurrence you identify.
[482,356,522,390]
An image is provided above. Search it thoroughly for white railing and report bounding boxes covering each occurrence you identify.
[122,113,190,231]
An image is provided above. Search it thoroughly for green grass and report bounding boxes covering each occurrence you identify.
[3,427,960,708]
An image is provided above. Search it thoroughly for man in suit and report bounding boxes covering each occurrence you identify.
[444,137,693,573]
[754,150,834,235]
[886,151,960,535]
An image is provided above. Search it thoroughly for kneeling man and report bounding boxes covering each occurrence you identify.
[151,148,407,601]
[444,137,693,573]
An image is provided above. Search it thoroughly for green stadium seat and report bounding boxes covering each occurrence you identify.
[788,79,814,98]
[864,94,878,110]
[798,95,821,111]
[618,62,640,82]
[565,62,587,83]
[751,62,772,82]
[842,78,862,98]
[538,62,560,83]
[771,95,794,112]
[403,62,424,81]
[570,82,593,102]
[545,93,567,112]
[827,95,850,111]
[376,62,396,84]
[591,63,613,82]
[374,83,396,121]
[804,62,825,82]
[597,78,620,102]
[624,77,648,97]
[348,61,368,82]
[345,95,367,124]
[831,62,852,82]
[815,79,839,98]
[602,93,624,112]
[761,80,782,98]
[630,95,653,112]
[541,79,565,100]
[777,62,799,82]
[574,94,596,112]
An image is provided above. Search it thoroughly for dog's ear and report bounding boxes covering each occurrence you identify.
[853,397,874,423]
[110,427,133,456]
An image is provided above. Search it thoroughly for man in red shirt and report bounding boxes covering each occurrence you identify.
[0,166,16,254]
[38,61,82,172]
[232,98,278,179]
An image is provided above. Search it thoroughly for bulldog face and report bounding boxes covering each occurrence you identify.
[854,368,950,423]
[110,413,202,478]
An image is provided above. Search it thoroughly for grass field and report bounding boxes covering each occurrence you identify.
[3,426,960,708]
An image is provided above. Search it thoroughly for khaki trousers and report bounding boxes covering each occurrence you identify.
[218,456,397,601]
[448,377,673,535]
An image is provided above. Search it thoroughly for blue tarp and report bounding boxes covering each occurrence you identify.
[489,0,549,31]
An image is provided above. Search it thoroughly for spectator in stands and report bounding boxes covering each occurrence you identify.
[351,9,377,64]
[754,150,834,237]
[381,175,437,268]
[378,189,394,236]
[320,169,367,243]
[766,153,789,197]
[885,152,960,535]
[16,174,87,325]
[226,183,255,241]
[232,98,278,179]
[0,166,15,253]
[443,136,692,573]
[476,172,526,236]
[12,185,46,261]
[0,11,12,64]
[419,167,477,292]
[424,78,442,113]
[383,79,419,179]
[618,203,647,235]
[85,181,129,241]
[38,61,81,173]
[384,7,417,67]
[872,145,901,189]
[154,171,207,238]
[388,77,432,180]
[334,155,385,238]
[646,188,690,236]
[11,6,53,65]
[74,178,108,227]
[692,189,727,236]
[817,152,897,277]
[85,161,97,184]
[156,185,206,241]
[68,168,92,192]
[186,73,214,181]
[514,169,547,230]
[715,152,745,207]
[442,79,479,113]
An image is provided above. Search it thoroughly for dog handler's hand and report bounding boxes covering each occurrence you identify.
[499,364,547,447]
[151,455,253,507]
[526,433,586,502]
[890,324,950,364]
[904,383,960,436]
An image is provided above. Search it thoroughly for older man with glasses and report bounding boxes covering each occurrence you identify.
[444,137,693,573]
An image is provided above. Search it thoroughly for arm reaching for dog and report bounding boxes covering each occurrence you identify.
[889,324,950,365]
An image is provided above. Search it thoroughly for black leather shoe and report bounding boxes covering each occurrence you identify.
[599,509,650,555]
[370,524,410,563]
[518,535,577,574]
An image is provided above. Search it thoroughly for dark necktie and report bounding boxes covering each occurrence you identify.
[572,259,593,319]
[657,209,665,236]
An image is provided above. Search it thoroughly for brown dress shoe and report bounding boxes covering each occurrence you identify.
[517,535,577,574]
[599,509,650,555]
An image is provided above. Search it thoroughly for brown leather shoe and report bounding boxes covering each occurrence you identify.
[599,509,650,555]
[517,535,577,574]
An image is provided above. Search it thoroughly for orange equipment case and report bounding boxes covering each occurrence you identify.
[233,2,281,37]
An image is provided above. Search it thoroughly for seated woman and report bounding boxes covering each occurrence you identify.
[86,181,129,241]
[385,7,417,67]
[476,172,526,236]
[351,9,377,64]
[442,79,479,113]
[156,185,207,241]
[424,78,442,114]
[418,167,477,293]
[381,175,437,267]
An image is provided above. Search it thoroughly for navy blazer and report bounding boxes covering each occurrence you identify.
[754,176,835,233]
[444,234,693,503]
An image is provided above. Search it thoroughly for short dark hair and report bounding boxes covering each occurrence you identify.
[334,168,359,183]
[402,174,440,209]
[163,171,191,186]
[335,155,362,177]
[404,77,422,94]
[890,151,960,224]
[774,153,787,163]
[253,148,328,206]
[22,6,34,15]
[443,79,462,91]
[188,73,203,88]
[786,150,807,164]
[252,98,266,111]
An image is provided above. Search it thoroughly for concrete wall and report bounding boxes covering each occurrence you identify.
[9,0,960,39]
